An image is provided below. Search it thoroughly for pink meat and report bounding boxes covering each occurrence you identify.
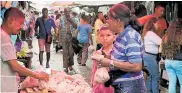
[19,77,39,89]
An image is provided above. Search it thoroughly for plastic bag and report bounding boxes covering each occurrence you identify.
[88,45,94,53]
[94,67,110,84]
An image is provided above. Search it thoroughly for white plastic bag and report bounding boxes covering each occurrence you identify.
[94,67,110,84]
[88,45,94,53]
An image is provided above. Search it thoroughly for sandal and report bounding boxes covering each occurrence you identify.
[64,69,68,73]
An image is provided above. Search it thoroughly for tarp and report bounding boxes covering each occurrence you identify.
[75,1,122,6]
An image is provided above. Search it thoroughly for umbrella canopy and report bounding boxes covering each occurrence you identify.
[75,1,122,6]
[50,1,79,7]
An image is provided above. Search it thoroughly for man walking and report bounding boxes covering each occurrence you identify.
[35,8,56,68]
[60,8,77,73]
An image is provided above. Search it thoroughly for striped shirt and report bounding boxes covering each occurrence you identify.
[110,25,144,83]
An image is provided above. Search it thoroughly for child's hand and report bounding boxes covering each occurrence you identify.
[91,53,104,62]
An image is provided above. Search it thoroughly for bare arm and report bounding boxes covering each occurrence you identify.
[76,30,78,37]
[8,59,49,81]
[89,32,93,45]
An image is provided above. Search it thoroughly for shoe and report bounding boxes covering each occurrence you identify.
[56,46,58,53]
[68,66,73,71]
[46,63,50,68]
[64,69,68,73]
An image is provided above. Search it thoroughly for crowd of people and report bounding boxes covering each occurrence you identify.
[1,2,182,93]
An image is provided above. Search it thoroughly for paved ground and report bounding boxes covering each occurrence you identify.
[31,38,93,85]
[30,38,167,93]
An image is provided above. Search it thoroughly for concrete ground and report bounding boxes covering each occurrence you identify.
[31,38,93,85]
[30,38,167,93]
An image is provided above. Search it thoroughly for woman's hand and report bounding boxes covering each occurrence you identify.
[91,52,104,62]
[91,52,110,67]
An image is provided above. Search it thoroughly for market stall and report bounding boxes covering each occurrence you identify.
[18,68,92,93]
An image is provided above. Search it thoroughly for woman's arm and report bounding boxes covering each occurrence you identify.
[100,58,142,72]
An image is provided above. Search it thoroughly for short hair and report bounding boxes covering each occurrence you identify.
[97,11,103,16]
[178,4,182,18]
[3,7,25,22]
[56,14,61,20]
[99,25,114,34]
[54,10,58,14]
[42,8,48,13]
[154,3,164,9]
[81,15,90,23]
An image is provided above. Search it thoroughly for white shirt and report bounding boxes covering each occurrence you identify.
[1,29,18,93]
[144,31,162,54]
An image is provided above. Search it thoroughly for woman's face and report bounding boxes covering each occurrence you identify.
[107,15,118,33]
[107,11,122,33]
[153,22,159,30]
[98,29,115,47]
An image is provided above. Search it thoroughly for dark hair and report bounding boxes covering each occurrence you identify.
[96,11,103,18]
[72,12,77,16]
[99,25,114,34]
[135,4,147,18]
[142,17,158,39]
[178,4,182,18]
[54,10,58,14]
[42,8,48,13]
[81,15,90,23]
[154,3,164,9]
[56,14,61,20]
[3,7,25,22]
[109,4,141,31]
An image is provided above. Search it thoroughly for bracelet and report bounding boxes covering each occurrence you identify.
[110,60,115,69]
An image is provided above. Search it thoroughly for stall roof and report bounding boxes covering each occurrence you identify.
[75,1,122,6]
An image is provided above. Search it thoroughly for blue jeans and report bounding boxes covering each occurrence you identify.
[143,53,159,93]
[165,59,182,93]
[113,78,147,93]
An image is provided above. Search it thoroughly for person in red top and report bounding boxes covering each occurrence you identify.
[138,3,167,38]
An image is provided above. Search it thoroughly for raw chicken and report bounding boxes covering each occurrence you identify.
[39,71,92,93]
[19,76,39,89]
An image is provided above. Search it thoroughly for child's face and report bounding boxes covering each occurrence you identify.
[98,29,115,47]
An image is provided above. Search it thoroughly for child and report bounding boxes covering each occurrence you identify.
[76,15,93,66]
[91,25,115,93]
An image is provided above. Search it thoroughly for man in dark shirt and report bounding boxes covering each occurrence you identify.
[35,8,56,68]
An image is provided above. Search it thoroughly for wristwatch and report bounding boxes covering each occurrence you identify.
[109,60,115,69]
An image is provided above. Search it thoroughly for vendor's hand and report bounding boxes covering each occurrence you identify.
[36,72,49,82]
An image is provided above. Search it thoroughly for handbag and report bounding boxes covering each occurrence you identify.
[42,18,52,44]
[174,45,182,60]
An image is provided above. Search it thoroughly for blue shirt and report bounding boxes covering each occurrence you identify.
[77,24,92,43]
[110,25,144,83]
[35,17,56,39]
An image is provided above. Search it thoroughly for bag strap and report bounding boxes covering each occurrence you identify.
[42,18,48,35]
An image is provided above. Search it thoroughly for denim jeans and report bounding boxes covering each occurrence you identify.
[113,78,147,93]
[143,53,159,93]
[165,59,182,93]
